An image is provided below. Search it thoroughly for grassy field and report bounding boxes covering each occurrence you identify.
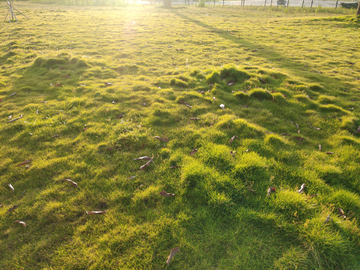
[1,3,360,269]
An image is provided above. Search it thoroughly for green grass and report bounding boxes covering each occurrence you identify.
[1,3,360,269]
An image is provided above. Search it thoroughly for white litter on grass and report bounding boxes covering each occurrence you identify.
[220,104,225,110]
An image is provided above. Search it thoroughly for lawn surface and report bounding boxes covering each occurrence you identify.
[1,3,360,269]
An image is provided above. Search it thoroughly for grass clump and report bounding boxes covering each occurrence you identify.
[248,88,273,100]
[269,190,313,222]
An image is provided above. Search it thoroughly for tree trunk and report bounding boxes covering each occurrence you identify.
[164,0,172,7]
[356,0,360,16]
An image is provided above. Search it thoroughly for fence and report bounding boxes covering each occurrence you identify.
[24,0,359,8]
[166,0,358,8]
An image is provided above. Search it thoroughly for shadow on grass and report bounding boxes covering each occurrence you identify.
[169,9,355,92]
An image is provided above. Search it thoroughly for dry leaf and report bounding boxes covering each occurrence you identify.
[178,101,192,108]
[117,113,124,119]
[7,115,23,124]
[55,83,62,87]
[293,136,304,142]
[104,82,113,86]
[133,156,152,161]
[229,135,238,144]
[16,159,32,167]
[6,204,19,214]
[309,194,318,198]
[324,215,332,225]
[267,187,276,197]
[53,134,60,138]
[127,175,136,180]
[190,117,200,120]
[354,126,360,134]
[281,133,290,136]
[8,184,14,191]
[160,190,175,197]
[9,92,17,97]
[140,158,153,170]
[14,220,26,228]
[0,204,3,208]
[154,136,169,142]
[166,247,180,265]
[297,183,305,194]
[246,187,256,193]
[245,149,251,152]
[86,211,106,215]
[229,151,236,157]
[319,144,322,151]
[190,149,198,156]
[227,80,235,86]
[338,208,346,219]
[258,78,266,84]
[325,152,334,155]
[64,178,78,188]
[176,49,184,51]
[135,184,145,191]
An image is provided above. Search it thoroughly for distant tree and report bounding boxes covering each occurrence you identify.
[357,0,360,16]
[164,0,171,7]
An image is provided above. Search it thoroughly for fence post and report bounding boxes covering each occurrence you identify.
[335,0,338,8]
[270,0,273,6]
[302,0,304,7]
[310,0,313,7]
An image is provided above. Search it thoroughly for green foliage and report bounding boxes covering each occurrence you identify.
[198,0,205,7]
